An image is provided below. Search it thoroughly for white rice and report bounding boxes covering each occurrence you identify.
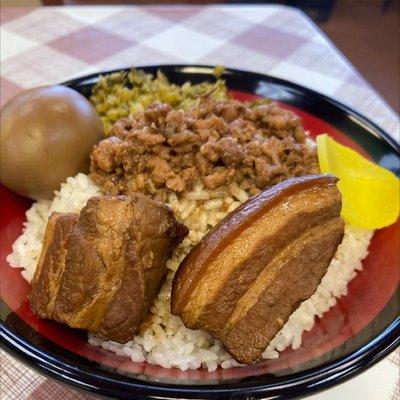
[7,173,374,371]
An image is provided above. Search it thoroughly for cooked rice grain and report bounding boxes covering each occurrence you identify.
[8,173,373,371]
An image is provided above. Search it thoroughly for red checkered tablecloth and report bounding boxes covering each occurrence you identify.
[0,5,399,400]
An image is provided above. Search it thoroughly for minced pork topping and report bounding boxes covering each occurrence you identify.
[90,97,319,201]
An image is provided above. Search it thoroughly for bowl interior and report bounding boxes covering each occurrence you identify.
[1,66,399,396]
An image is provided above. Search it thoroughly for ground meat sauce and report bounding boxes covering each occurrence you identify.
[90,98,319,201]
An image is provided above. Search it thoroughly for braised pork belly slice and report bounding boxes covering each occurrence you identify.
[171,174,344,364]
[30,194,188,343]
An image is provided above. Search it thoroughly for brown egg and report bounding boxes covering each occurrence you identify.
[0,85,104,200]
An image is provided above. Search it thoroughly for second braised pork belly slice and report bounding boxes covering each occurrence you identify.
[30,194,188,343]
[171,174,344,364]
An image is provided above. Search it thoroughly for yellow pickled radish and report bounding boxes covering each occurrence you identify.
[316,134,399,229]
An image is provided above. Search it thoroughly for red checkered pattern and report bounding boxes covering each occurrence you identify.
[1,5,399,399]
[0,350,97,399]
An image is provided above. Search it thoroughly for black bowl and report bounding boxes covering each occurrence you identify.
[1,65,399,400]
